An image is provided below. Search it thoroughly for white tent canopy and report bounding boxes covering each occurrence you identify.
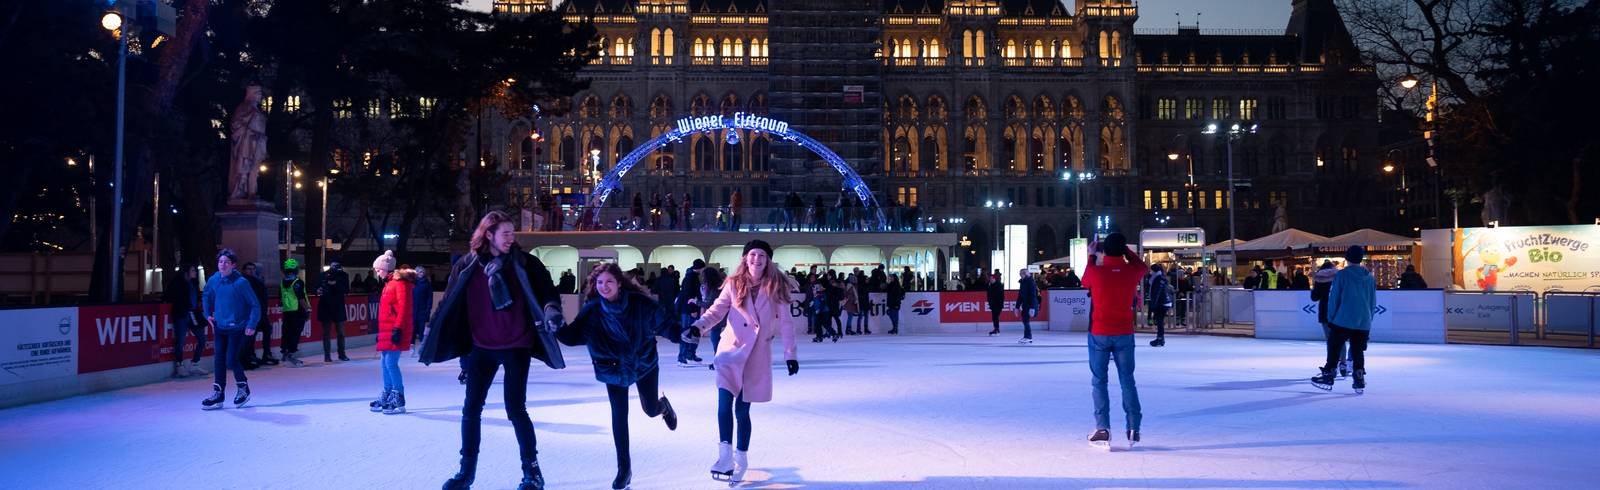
[1030,255,1072,266]
[1204,239,1247,254]
[1312,228,1415,249]
[1233,229,1329,251]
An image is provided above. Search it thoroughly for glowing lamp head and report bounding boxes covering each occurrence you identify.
[1167,152,1180,161]
[100,11,123,32]
[1399,74,1420,90]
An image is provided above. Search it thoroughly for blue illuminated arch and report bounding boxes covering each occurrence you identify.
[586,112,886,226]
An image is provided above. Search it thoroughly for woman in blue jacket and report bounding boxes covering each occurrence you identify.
[558,263,679,490]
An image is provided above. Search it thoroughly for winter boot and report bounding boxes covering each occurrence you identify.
[201,383,225,410]
[371,391,390,413]
[233,382,251,407]
[187,360,210,376]
[709,442,735,481]
[261,353,280,366]
[442,456,476,490]
[324,352,334,363]
[517,459,544,490]
[1352,369,1366,395]
[1088,429,1111,451]
[384,393,406,414]
[1311,367,1336,391]
[659,396,677,431]
[729,449,748,482]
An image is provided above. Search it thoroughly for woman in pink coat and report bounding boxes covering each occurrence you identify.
[691,240,799,483]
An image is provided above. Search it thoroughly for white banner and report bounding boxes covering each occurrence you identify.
[1254,289,1445,344]
[0,307,78,386]
[1452,225,1600,294]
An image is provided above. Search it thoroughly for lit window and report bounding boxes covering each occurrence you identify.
[1143,189,1152,210]
[1157,98,1177,120]
[284,95,301,113]
[1239,98,1258,120]
[333,99,352,119]
[418,97,436,118]
[1214,191,1224,209]
[1211,97,1230,121]
[366,99,381,119]
[1185,98,1202,119]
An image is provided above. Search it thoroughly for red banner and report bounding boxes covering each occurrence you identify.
[937,291,1049,323]
[77,296,378,374]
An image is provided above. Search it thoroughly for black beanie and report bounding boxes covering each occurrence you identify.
[691,259,706,269]
[1344,245,1366,264]
[1102,233,1128,257]
[743,239,773,257]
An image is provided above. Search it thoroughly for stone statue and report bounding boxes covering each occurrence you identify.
[228,84,268,201]
[1271,199,1289,233]
[1480,185,1511,226]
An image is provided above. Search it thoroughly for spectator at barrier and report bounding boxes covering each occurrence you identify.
[165,263,209,378]
[1312,246,1376,394]
[1292,267,1312,290]
[665,193,679,230]
[1016,269,1040,343]
[680,193,694,231]
[240,262,274,369]
[201,249,261,410]
[985,273,1005,336]
[1062,267,1083,288]
[729,190,743,232]
[842,276,863,335]
[1081,233,1146,450]
[1175,267,1194,327]
[558,270,577,295]
[886,275,905,335]
[1243,267,1261,290]
[1398,265,1428,289]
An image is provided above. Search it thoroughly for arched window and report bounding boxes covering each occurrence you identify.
[1098,31,1109,58]
[693,137,714,171]
[663,29,674,57]
[751,137,770,171]
[921,134,940,171]
[962,30,974,58]
[560,135,576,171]
[1003,130,1020,171]
[891,135,913,173]
[1005,39,1017,58]
[926,38,942,58]
[1060,39,1072,58]
[1030,135,1046,172]
[722,132,742,171]
[1111,31,1122,59]
[650,28,661,56]
[1032,39,1045,59]
[975,30,986,58]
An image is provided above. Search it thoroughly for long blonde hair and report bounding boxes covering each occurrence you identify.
[726,252,793,306]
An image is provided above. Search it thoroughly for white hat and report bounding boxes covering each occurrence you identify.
[372,250,397,273]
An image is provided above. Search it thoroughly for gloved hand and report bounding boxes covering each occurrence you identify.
[542,304,564,333]
[786,360,799,376]
[680,329,697,344]
[390,327,402,345]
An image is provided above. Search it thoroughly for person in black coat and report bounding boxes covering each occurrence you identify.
[985,273,1005,336]
[411,265,434,352]
[1310,260,1349,375]
[1062,268,1083,288]
[419,211,567,490]
[558,262,679,490]
[1016,269,1040,342]
[1398,265,1428,289]
[165,263,208,378]
[885,275,906,335]
[316,260,350,359]
[240,262,274,368]
[676,260,705,366]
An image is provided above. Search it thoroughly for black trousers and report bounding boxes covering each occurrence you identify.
[281,311,307,354]
[1324,325,1370,372]
[1151,305,1168,338]
[605,368,663,469]
[320,320,347,357]
[461,347,539,462]
[989,308,1002,333]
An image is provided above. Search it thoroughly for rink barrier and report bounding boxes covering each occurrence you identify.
[1541,292,1599,347]
[0,295,399,409]
[1443,291,1537,345]
[1252,289,1447,344]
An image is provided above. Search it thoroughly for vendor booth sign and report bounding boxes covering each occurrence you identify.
[1452,225,1600,293]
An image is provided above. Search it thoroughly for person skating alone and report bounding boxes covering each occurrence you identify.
[1016,269,1040,344]
[200,250,261,410]
[559,263,680,490]
[419,211,567,490]
[841,276,863,335]
[985,273,1005,336]
[690,240,800,483]
[1312,246,1377,394]
[313,259,350,364]
[278,260,312,367]
[1310,260,1349,377]
[1144,264,1174,347]
[370,252,415,415]
[164,263,209,378]
[1081,233,1147,450]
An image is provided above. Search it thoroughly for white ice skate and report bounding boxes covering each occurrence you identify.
[173,362,191,378]
[1017,337,1034,344]
[729,449,748,485]
[710,442,735,482]
[187,360,210,376]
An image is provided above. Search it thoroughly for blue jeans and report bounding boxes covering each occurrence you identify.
[1088,333,1141,431]
[380,350,404,394]
[212,330,249,386]
[172,312,204,365]
[678,314,700,362]
[886,308,900,331]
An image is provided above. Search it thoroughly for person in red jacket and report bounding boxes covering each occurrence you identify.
[1080,232,1146,451]
[371,251,415,415]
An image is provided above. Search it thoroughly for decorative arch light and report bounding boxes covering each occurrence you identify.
[586,112,886,225]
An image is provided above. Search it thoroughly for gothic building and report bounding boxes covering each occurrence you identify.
[485,0,1382,262]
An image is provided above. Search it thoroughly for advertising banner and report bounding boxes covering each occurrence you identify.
[1452,225,1600,294]
[78,296,377,374]
[1253,289,1445,344]
[0,307,78,385]
[938,291,1049,323]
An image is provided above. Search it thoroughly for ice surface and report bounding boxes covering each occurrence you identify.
[2,332,1597,489]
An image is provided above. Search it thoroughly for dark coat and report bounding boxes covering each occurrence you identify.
[1016,276,1040,310]
[886,282,905,310]
[1062,271,1082,288]
[986,281,1005,310]
[558,291,671,386]
[164,275,202,318]
[244,274,270,331]
[317,268,350,322]
[418,245,566,370]
[413,275,434,330]
[1311,278,1334,324]
[1398,271,1428,289]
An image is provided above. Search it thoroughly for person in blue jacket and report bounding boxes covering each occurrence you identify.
[1312,246,1376,394]
[201,249,261,410]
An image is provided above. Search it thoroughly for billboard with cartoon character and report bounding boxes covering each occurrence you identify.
[1452,225,1600,293]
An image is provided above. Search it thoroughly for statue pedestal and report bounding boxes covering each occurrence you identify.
[217,199,283,287]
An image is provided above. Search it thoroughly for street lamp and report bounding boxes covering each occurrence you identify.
[984,199,1012,272]
[1168,134,1198,227]
[1203,120,1255,284]
[1061,170,1095,239]
[101,6,129,302]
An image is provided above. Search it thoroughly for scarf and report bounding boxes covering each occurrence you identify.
[484,254,514,311]
[599,293,629,339]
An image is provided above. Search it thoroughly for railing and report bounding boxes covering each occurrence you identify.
[1444,290,1537,345]
[526,206,938,233]
[1539,292,1599,347]
[607,56,633,65]
[691,56,716,66]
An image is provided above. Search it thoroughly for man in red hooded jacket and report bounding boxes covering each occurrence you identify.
[1080,232,1146,450]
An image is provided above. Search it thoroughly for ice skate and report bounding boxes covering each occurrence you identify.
[442,456,476,490]
[187,360,209,376]
[1088,429,1112,451]
[710,442,735,481]
[338,353,351,362]
[987,330,999,336]
[1126,429,1140,450]
[729,449,748,483]
[611,464,631,490]
[201,383,225,410]
[678,359,693,367]
[1017,337,1034,344]
[285,353,304,367]
[370,391,389,413]
[1352,369,1366,395]
[659,396,677,430]
[1338,359,1352,378]
[383,393,406,414]
[232,382,251,407]
[173,362,191,378]
[260,354,280,366]
[1311,367,1336,391]
[1149,337,1165,347]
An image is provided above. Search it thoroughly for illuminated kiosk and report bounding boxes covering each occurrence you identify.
[519,113,957,282]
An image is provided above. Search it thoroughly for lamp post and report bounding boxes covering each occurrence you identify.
[1060,170,1095,238]
[1399,73,1442,228]
[984,199,1012,272]
[102,8,128,302]
[1167,134,1197,228]
[1203,121,1255,284]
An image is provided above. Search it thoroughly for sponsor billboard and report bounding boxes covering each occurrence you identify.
[938,291,1048,323]
[77,296,377,374]
[0,307,78,385]
[1452,225,1600,293]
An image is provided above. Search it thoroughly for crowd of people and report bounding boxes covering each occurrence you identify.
[524,189,929,233]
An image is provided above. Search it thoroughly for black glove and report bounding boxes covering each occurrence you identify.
[389,327,402,345]
[542,304,564,333]
[786,360,799,376]
[680,328,697,344]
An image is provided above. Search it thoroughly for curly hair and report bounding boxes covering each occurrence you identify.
[583,262,653,301]
[469,210,515,256]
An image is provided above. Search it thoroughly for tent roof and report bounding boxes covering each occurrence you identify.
[1233,229,1329,251]
[1031,255,1072,266]
[1312,228,1415,249]
[1204,239,1247,253]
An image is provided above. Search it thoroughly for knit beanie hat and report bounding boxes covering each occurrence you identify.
[372,250,397,272]
[743,239,773,257]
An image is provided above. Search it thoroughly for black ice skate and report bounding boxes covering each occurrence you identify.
[1126,429,1141,450]
[1352,369,1366,395]
[611,463,630,490]
[370,391,388,412]
[518,459,544,490]
[201,383,225,410]
[1338,359,1352,378]
[660,396,677,430]
[1088,429,1112,451]
[1149,337,1165,347]
[232,382,251,407]
[1311,368,1336,391]
[442,456,475,490]
[384,393,406,414]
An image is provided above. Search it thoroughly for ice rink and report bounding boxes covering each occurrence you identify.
[3,331,1597,489]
